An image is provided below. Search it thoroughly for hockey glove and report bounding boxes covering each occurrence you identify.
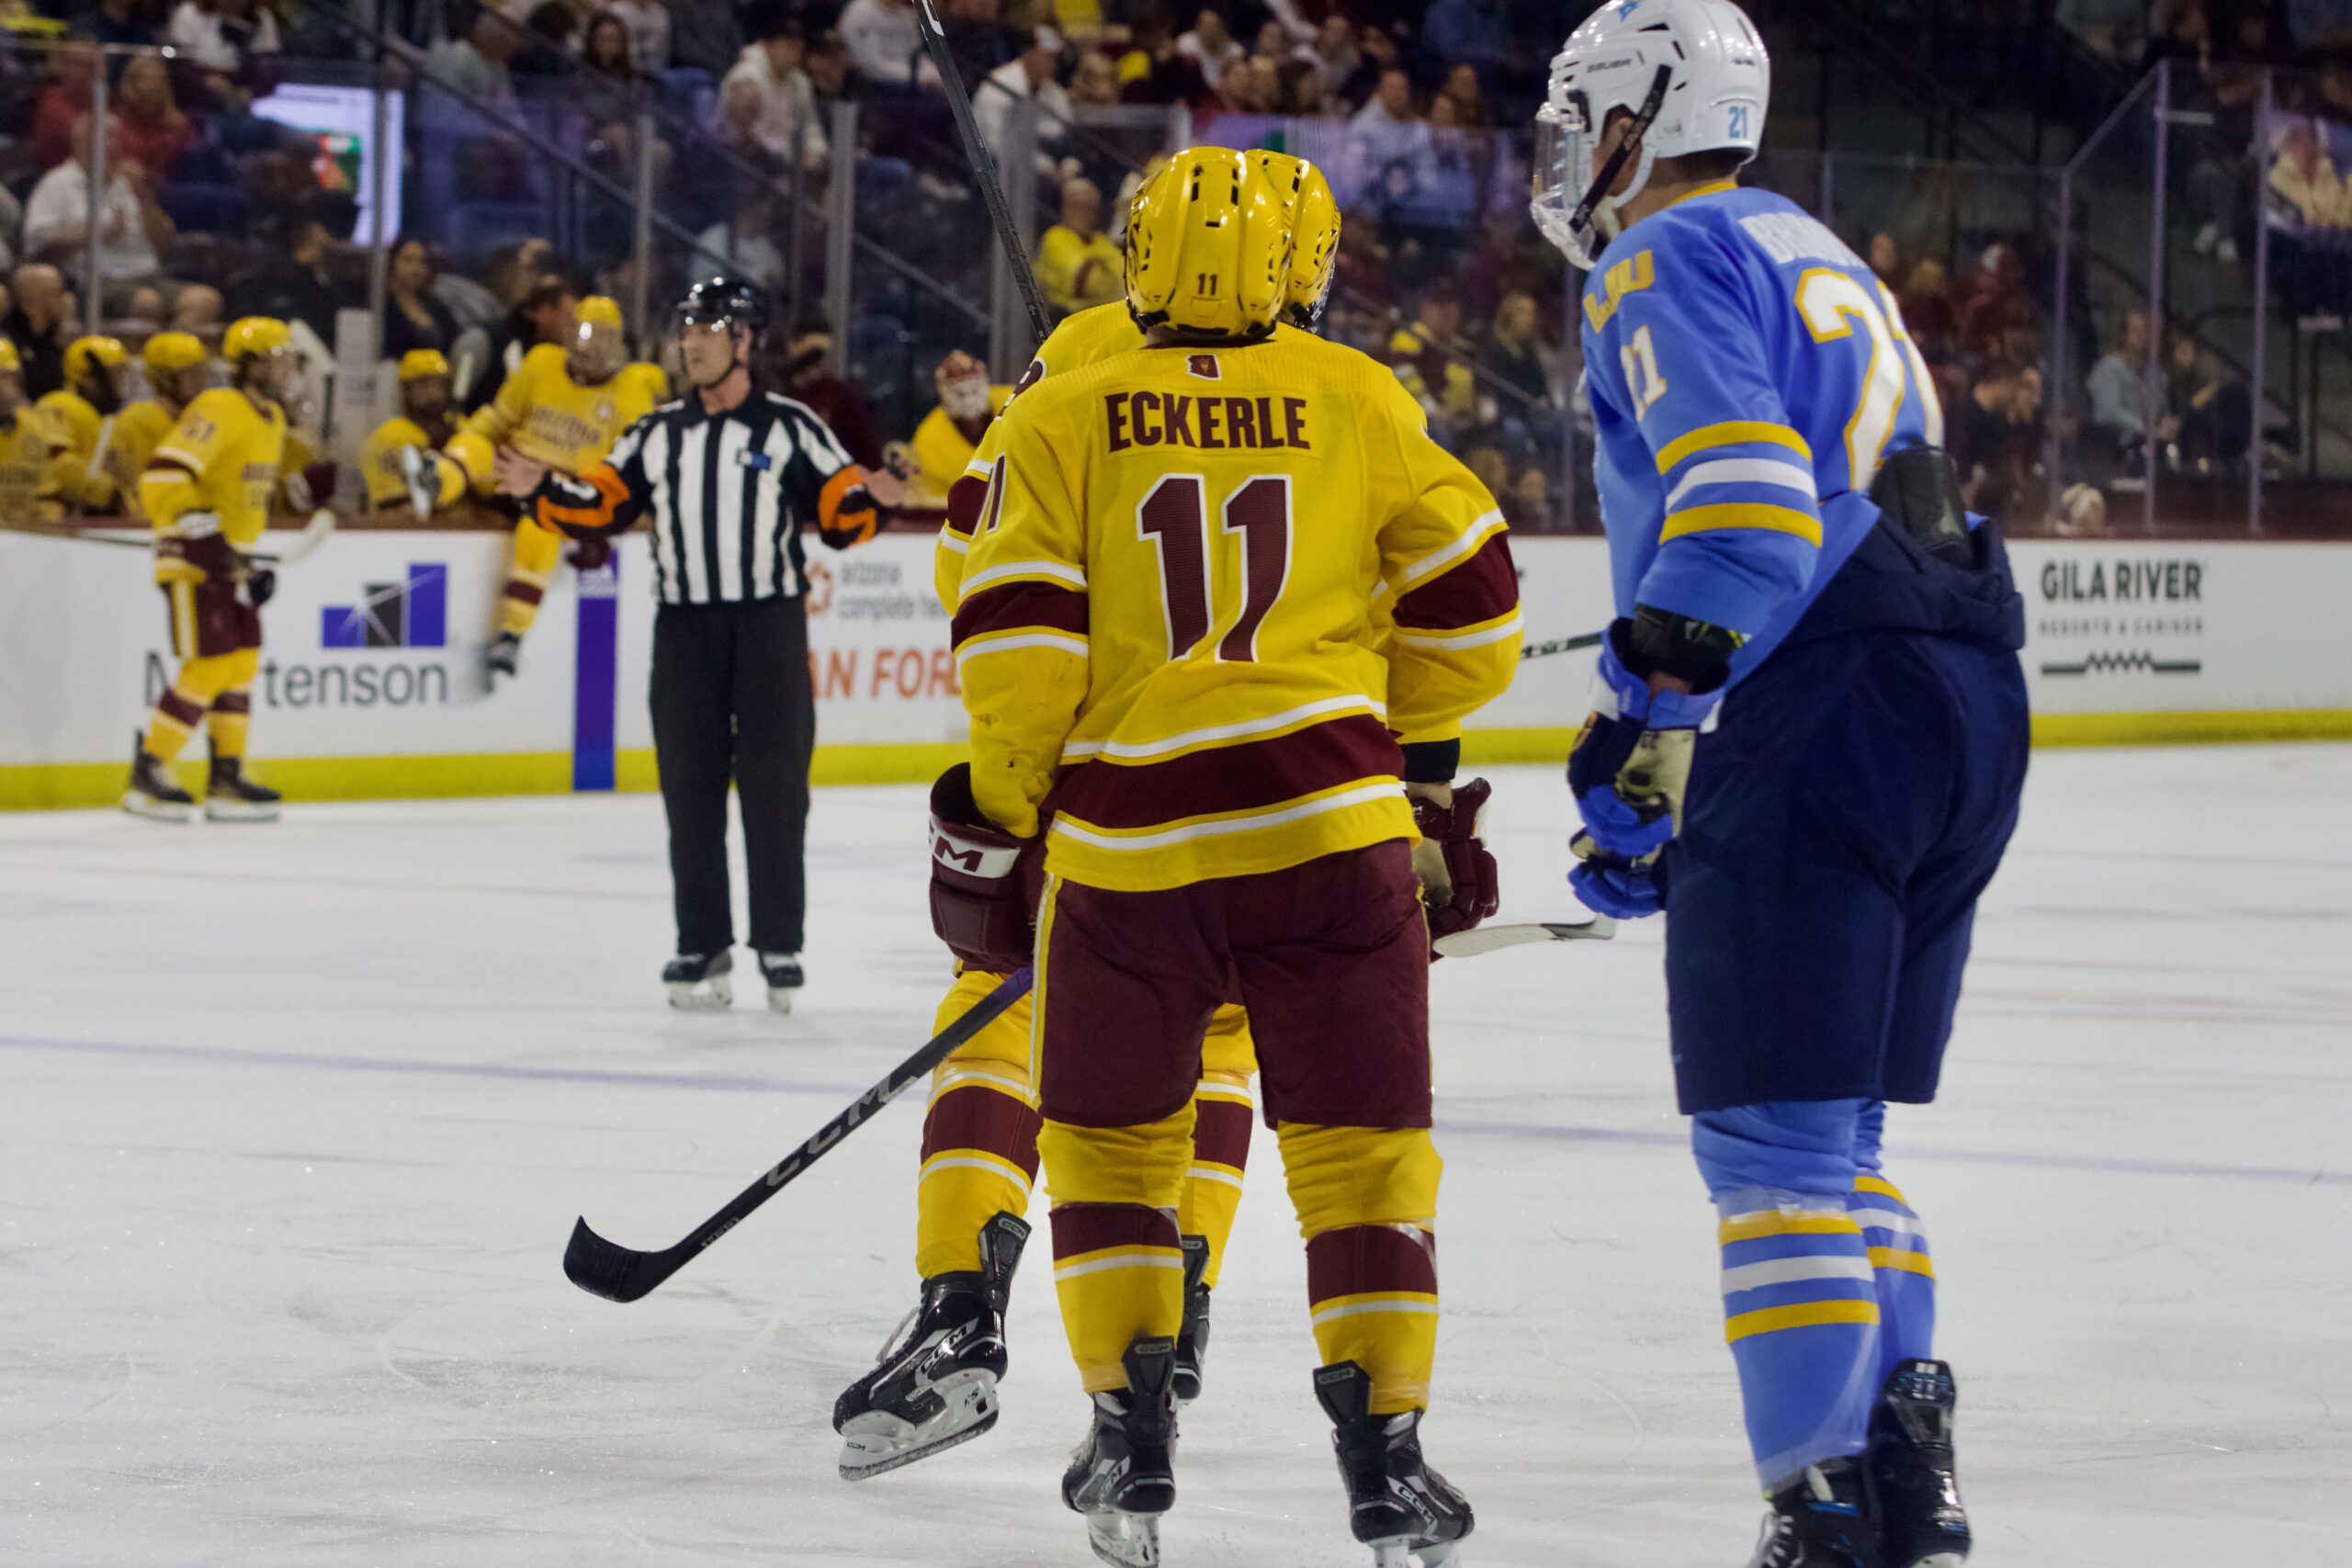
[244,566,277,607]
[1569,836,1664,920]
[1410,777,1499,954]
[927,762,1039,973]
[165,522,235,581]
[569,536,614,572]
[1566,613,1733,863]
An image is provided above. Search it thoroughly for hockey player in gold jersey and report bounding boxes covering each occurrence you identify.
[934,150,1518,1568]
[359,351,458,513]
[39,335,131,513]
[124,318,297,823]
[113,333,210,490]
[0,338,73,524]
[410,295,666,680]
[831,155,1344,1488]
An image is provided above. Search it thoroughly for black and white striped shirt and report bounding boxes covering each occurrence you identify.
[536,389,883,606]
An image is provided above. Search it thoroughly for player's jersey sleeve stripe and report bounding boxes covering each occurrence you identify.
[1653,420,1812,474]
[952,579,1090,644]
[958,558,1086,596]
[1392,613,1523,651]
[1377,508,1507,599]
[1050,713,1401,832]
[956,630,1089,668]
[1659,502,1824,547]
[1393,529,1519,632]
[1663,457,1818,512]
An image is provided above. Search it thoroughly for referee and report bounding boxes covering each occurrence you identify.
[496,278,904,1013]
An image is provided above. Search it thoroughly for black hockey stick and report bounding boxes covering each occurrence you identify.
[563,965,1035,1303]
[1521,630,1601,661]
[913,0,1053,345]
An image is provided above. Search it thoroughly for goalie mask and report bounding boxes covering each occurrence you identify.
[1531,0,1770,271]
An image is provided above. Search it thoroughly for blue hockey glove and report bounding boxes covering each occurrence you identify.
[1566,618,1722,862]
[1569,837,1663,919]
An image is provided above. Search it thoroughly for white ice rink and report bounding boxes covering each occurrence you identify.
[4,750,2348,1566]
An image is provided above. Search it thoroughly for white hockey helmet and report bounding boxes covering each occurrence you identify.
[1531,0,1770,270]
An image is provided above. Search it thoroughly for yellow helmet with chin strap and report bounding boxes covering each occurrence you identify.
[223,317,293,363]
[1250,152,1342,332]
[398,348,451,381]
[65,334,129,383]
[1125,146,1291,340]
[143,332,208,376]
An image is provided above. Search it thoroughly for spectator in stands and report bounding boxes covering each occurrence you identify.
[905,348,1009,507]
[22,117,175,312]
[1868,231,1901,288]
[1441,62,1488,127]
[977,26,1072,185]
[2288,0,2352,52]
[1216,53,1276,112]
[1177,7,1244,78]
[720,17,831,169]
[1421,0,1506,81]
[1298,15,1358,96]
[2086,310,2174,464]
[514,3,584,77]
[1390,276,1476,435]
[608,0,671,76]
[229,215,343,340]
[383,236,460,363]
[1354,66,1419,133]
[695,185,786,289]
[839,0,922,89]
[582,12,643,85]
[806,30,853,102]
[2268,118,2347,227]
[110,55,198,182]
[667,0,743,77]
[165,0,279,79]
[1070,49,1121,107]
[1275,58,1330,115]
[2056,0,2146,62]
[1340,25,1404,108]
[168,281,223,333]
[1954,359,2047,520]
[1035,176,1121,314]
[3,264,73,399]
[29,41,98,173]
[1480,290,1549,408]
[428,7,524,107]
[776,312,884,468]
[75,0,160,50]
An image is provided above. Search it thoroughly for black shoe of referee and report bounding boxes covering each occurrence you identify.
[759,952,803,1014]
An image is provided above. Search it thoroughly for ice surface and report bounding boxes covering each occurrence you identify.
[2,751,2348,1566]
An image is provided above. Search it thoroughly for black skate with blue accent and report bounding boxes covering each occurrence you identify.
[1868,1359,1971,1568]
[1747,1458,1880,1568]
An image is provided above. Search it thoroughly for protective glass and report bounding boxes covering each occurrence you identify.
[1530,93,1602,270]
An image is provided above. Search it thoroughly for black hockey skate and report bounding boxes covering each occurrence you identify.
[1746,1459,1881,1568]
[835,1213,1029,1481]
[1063,1336,1179,1568]
[662,950,732,1010]
[758,951,803,1015]
[205,754,281,822]
[1868,1360,1971,1568]
[122,736,195,822]
[485,630,522,682]
[1172,1234,1212,1404]
[1314,1359,1474,1568]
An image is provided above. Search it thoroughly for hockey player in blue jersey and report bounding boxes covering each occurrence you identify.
[1532,3,2029,1565]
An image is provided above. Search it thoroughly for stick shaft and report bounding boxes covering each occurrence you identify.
[913,0,1053,344]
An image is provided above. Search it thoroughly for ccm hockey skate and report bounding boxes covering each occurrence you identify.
[1747,1459,1879,1568]
[836,1213,1029,1480]
[1869,1360,1971,1568]
[1171,1235,1213,1404]
[204,755,281,822]
[662,950,731,1010]
[122,736,194,822]
[1315,1359,1474,1568]
[1063,1336,1179,1568]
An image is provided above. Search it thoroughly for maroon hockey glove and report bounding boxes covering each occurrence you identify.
[569,536,614,572]
[1411,776,1499,956]
[928,762,1038,973]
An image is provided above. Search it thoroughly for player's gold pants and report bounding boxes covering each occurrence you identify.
[915,966,1258,1290]
[144,577,263,763]
[501,516,564,638]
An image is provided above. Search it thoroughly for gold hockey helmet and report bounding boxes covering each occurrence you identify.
[1125,147,1291,340]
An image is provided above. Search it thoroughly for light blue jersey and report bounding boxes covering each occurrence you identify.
[1580,182,1946,685]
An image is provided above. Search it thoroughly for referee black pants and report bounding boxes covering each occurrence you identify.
[649,596,814,957]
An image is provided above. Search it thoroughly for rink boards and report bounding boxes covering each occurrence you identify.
[4,527,2350,808]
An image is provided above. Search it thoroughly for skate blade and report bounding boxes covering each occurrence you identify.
[765,987,795,1015]
[1083,1510,1161,1568]
[666,978,732,1011]
[838,1369,1000,1481]
[1371,1539,1462,1568]
[121,794,194,823]
[1894,1555,1967,1568]
[204,800,281,823]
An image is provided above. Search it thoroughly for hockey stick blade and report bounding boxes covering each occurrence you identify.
[563,966,1035,1303]
[1521,631,1601,661]
[1433,917,1617,958]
